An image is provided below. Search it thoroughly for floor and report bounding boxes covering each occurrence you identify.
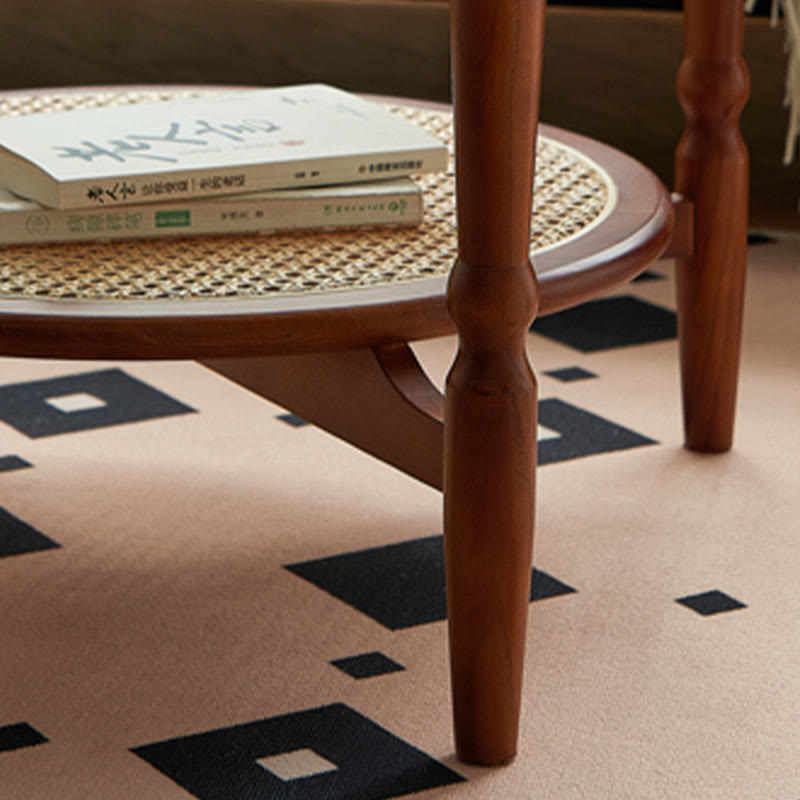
[0,236,797,799]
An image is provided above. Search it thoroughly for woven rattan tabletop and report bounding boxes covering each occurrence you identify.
[0,87,673,359]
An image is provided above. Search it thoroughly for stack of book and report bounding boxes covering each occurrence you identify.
[0,84,449,245]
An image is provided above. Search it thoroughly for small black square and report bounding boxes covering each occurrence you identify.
[0,368,195,438]
[286,535,575,630]
[676,590,747,616]
[0,722,48,753]
[633,269,665,282]
[0,507,60,558]
[0,455,32,473]
[544,366,597,383]
[277,413,310,428]
[531,295,677,352]
[132,703,463,800]
[330,652,405,679]
[747,231,776,245]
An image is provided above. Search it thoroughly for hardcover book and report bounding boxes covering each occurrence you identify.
[0,84,447,210]
[0,179,423,245]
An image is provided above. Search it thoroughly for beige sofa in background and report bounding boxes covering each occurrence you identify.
[0,1,795,229]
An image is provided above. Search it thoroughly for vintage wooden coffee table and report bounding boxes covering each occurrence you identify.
[0,84,684,765]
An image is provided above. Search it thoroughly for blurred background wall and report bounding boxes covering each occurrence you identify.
[0,0,794,229]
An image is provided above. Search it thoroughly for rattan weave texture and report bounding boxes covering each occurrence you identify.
[0,90,615,301]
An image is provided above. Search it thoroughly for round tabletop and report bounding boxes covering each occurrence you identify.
[0,86,673,360]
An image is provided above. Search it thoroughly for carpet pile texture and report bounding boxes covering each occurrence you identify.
[0,237,797,799]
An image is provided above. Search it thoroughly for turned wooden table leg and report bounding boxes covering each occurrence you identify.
[674,1,749,452]
[445,0,545,765]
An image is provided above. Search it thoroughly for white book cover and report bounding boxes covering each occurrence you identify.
[0,179,423,245]
[0,84,447,210]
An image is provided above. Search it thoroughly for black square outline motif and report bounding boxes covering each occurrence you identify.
[330,652,405,679]
[0,722,48,753]
[132,703,464,800]
[0,368,195,438]
[676,590,747,616]
[286,535,575,630]
[0,507,60,559]
[531,295,677,352]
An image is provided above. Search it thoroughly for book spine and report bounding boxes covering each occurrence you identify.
[58,147,447,210]
[0,186,423,246]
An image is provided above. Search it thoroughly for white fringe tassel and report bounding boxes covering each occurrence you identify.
[746,0,800,164]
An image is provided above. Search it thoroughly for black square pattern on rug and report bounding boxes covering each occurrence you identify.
[676,590,747,616]
[286,535,575,630]
[132,703,463,800]
[330,652,405,679]
[531,295,677,352]
[632,269,665,282]
[0,455,32,472]
[277,412,310,428]
[531,569,577,602]
[544,366,597,383]
[747,231,777,245]
[538,397,656,465]
[0,722,48,753]
[0,368,195,438]
[0,507,60,559]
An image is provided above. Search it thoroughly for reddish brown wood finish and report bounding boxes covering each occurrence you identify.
[662,194,694,261]
[202,344,444,489]
[444,0,545,765]
[675,1,749,452]
[0,121,672,361]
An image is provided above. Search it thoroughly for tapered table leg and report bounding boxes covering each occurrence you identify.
[675,1,749,452]
[445,0,545,764]
[444,299,538,764]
